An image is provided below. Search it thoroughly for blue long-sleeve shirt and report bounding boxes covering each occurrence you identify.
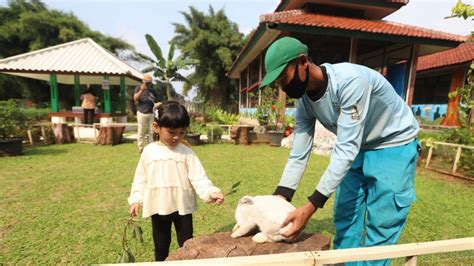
[276,63,419,208]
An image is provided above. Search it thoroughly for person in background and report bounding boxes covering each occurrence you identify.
[81,86,97,124]
[260,37,419,265]
[134,74,163,153]
[128,101,224,261]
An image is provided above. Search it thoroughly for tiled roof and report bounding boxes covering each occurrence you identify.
[0,38,143,85]
[260,10,466,43]
[417,39,474,71]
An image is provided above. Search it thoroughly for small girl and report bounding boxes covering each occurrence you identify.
[128,101,224,261]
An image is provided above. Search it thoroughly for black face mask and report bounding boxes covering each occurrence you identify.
[282,62,309,99]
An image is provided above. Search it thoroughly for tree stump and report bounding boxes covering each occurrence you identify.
[52,123,75,144]
[166,232,331,261]
[238,126,253,145]
[95,125,125,145]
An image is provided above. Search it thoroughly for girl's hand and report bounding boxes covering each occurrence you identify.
[210,192,224,204]
[130,203,140,217]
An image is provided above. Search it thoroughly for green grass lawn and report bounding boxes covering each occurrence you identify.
[0,143,473,264]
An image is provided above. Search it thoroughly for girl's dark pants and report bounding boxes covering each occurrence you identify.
[151,212,193,261]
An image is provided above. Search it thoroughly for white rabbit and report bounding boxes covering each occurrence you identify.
[231,195,298,243]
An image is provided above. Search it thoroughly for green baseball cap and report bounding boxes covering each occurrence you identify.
[260,37,308,88]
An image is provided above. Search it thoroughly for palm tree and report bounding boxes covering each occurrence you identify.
[140,34,195,100]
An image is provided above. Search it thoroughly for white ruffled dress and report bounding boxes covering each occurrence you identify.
[128,142,221,218]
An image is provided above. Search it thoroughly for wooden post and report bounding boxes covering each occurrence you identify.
[40,125,46,139]
[93,123,98,141]
[452,146,462,174]
[425,146,433,168]
[278,88,286,126]
[75,124,81,142]
[27,129,34,145]
[74,75,81,106]
[405,44,419,106]
[259,53,263,105]
[246,67,250,112]
[49,73,59,112]
[120,76,126,113]
[239,76,242,113]
[349,37,358,63]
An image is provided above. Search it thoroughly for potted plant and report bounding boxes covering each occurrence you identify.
[0,100,27,156]
[186,122,205,146]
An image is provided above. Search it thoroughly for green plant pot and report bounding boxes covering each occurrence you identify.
[267,131,284,147]
[186,133,201,146]
[0,137,23,156]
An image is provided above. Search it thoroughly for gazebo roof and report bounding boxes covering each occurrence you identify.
[0,38,144,85]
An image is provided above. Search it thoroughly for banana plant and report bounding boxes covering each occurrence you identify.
[140,34,196,100]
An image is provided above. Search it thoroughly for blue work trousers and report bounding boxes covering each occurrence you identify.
[333,140,418,266]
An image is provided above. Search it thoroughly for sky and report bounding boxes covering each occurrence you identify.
[1,0,472,96]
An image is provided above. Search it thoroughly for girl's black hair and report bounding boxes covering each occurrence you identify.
[153,101,190,129]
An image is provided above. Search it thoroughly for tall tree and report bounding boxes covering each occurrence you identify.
[140,34,193,100]
[0,0,136,103]
[173,5,244,108]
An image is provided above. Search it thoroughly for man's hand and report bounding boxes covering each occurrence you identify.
[280,202,317,238]
[140,83,148,91]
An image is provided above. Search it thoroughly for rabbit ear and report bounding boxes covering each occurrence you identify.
[238,196,254,205]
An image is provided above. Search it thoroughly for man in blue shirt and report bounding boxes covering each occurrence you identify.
[134,74,164,153]
[260,37,419,265]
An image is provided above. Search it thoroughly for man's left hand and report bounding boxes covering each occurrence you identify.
[280,201,317,238]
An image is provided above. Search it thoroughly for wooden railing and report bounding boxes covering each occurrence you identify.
[138,237,474,266]
[425,140,474,179]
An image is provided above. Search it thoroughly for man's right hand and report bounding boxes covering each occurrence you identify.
[280,201,317,239]
[140,83,148,91]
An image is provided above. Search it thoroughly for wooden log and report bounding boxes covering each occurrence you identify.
[95,125,125,145]
[166,232,331,261]
[238,126,253,145]
[52,123,75,144]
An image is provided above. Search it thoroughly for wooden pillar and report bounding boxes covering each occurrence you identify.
[103,76,111,113]
[441,66,465,127]
[405,44,419,106]
[74,75,81,106]
[259,53,263,105]
[120,76,126,113]
[246,67,250,110]
[49,73,59,112]
[277,88,286,127]
[238,76,242,113]
[349,37,358,63]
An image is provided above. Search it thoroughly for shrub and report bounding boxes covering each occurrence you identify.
[21,108,49,124]
[0,100,27,139]
[188,122,206,135]
[205,107,239,125]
